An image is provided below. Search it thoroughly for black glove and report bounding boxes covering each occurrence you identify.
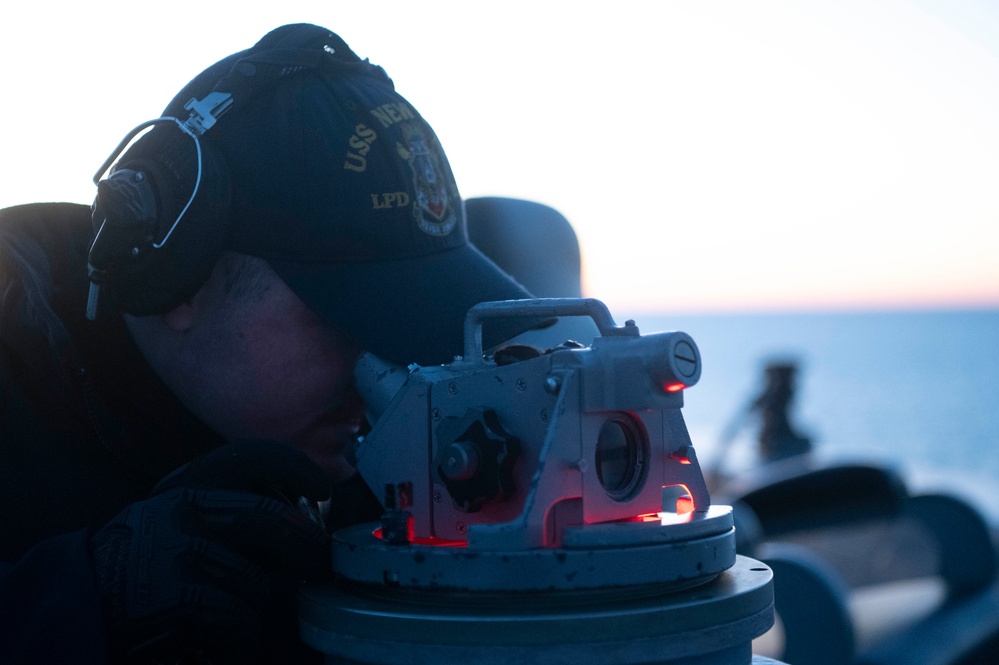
[89,440,332,664]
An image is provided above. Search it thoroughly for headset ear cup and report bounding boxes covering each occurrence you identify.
[99,127,232,316]
[89,169,160,275]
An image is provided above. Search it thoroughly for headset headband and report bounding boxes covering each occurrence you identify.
[86,47,354,321]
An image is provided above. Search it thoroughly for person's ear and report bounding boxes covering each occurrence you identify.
[162,299,197,332]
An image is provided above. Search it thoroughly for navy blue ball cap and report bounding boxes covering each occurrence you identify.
[162,24,541,366]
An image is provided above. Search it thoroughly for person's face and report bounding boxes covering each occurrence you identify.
[127,256,366,482]
[223,277,363,481]
[144,265,365,482]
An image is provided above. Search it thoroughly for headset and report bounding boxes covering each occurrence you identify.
[86,25,383,320]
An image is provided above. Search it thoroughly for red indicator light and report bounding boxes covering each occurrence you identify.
[664,382,685,393]
[632,511,695,525]
[372,527,466,547]
[631,484,699,524]
[663,483,696,515]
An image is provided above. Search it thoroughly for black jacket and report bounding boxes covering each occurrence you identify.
[0,202,224,662]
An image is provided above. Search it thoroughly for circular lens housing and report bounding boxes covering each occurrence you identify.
[595,415,649,501]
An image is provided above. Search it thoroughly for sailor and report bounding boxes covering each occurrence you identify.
[0,23,536,664]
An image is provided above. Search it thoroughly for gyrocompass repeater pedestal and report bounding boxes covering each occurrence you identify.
[300,299,780,665]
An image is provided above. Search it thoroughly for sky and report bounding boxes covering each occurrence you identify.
[1,0,997,319]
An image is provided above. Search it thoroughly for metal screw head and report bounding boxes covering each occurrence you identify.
[516,378,527,392]
[439,442,480,482]
[455,522,467,535]
[432,408,442,421]
[433,490,442,504]
[674,340,699,378]
[448,382,459,395]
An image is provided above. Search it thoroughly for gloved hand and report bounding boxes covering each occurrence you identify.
[89,440,332,664]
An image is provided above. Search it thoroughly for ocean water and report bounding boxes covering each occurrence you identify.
[633,308,999,518]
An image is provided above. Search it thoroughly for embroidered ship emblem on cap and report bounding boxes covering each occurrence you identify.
[397,123,458,236]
